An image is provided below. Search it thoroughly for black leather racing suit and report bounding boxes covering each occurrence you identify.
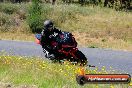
[40,28,62,54]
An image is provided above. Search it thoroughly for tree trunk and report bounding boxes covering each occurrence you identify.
[104,0,108,7]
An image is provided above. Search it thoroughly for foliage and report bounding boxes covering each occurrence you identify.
[0,13,16,32]
[0,3,19,14]
[0,55,131,87]
[103,0,131,10]
[0,3,132,50]
[27,0,43,33]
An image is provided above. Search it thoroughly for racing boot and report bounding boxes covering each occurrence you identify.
[43,48,55,60]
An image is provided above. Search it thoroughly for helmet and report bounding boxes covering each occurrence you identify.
[43,20,54,30]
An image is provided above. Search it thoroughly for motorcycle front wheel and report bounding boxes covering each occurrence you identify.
[74,50,88,66]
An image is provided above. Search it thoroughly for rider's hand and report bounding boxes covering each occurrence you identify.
[53,45,58,50]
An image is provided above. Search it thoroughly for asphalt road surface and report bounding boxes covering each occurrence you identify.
[0,40,132,75]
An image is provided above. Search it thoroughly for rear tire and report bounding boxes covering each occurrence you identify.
[75,50,88,66]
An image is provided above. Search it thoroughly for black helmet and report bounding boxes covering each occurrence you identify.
[43,20,54,30]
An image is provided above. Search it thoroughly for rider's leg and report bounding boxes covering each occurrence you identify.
[42,45,55,59]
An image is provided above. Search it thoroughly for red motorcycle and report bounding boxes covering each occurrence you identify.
[35,32,88,66]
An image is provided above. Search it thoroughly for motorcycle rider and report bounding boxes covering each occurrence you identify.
[40,20,62,58]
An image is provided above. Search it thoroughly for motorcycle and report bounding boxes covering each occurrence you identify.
[35,32,88,66]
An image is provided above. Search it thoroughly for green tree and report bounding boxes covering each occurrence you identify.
[27,0,43,33]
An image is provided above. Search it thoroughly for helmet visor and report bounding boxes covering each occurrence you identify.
[47,25,53,31]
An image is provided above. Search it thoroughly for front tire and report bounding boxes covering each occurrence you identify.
[75,50,88,66]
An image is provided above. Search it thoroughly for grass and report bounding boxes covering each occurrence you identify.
[0,3,131,87]
[0,3,132,51]
[0,32,34,41]
[0,54,131,88]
